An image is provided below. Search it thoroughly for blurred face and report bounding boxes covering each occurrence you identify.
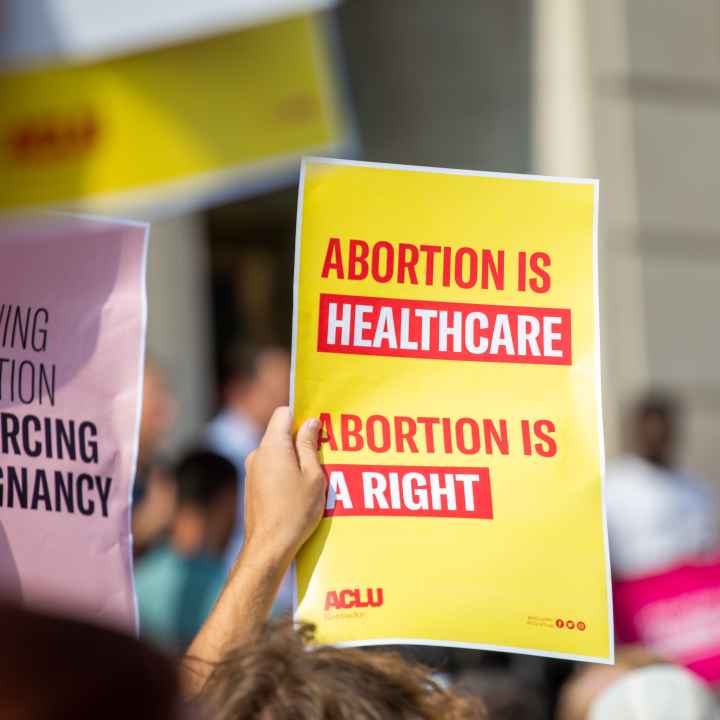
[636,411,674,467]
[139,363,177,463]
[227,349,291,430]
[206,484,239,555]
[255,350,291,424]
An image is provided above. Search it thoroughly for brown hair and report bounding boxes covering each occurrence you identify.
[201,622,485,719]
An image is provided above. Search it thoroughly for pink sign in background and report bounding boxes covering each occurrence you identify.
[614,553,720,685]
[0,214,147,632]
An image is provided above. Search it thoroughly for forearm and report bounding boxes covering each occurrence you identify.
[181,541,292,698]
[181,408,324,699]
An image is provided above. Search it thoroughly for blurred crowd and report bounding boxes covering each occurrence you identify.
[133,345,293,650]
[0,325,716,720]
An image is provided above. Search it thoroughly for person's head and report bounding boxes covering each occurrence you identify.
[0,603,179,720]
[222,344,290,431]
[201,621,485,719]
[631,392,678,467]
[139,356,177,465]
[172,450,238,556]
[557,646,665,720]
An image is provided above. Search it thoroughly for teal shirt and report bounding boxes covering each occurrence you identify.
[134,544,226,652]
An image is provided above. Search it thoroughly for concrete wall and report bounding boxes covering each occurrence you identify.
[536,0,720,481]
[338,0,532,173]
[624,0,720,482]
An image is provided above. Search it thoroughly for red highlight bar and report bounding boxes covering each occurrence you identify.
[322,464,493,519]
[317,293,571,365]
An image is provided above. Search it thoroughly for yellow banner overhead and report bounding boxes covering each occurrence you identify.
[0,15,349,212]
[291,157,612,663]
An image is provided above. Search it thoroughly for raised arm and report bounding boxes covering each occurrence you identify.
[182,407,325,697]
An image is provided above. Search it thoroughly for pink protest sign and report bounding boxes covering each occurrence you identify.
[614,553,720,685]
[0,214,147,632]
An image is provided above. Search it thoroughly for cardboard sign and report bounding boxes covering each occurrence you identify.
[0,214,147,631]
[614,555,720,684]
[291,157,612,662]
[0,14,349,213]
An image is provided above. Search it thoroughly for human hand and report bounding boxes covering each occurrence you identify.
[242,407,325,566]
[184,408,324,695]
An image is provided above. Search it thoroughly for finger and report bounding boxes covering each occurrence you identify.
[295,418,323,478]
[244,450,256,477]
[260,406,293,448]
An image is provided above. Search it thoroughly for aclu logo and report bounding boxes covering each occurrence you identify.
[325,587,384,611]
[6,110,100,164]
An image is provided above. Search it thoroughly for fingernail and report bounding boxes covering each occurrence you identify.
[305,418,320,431]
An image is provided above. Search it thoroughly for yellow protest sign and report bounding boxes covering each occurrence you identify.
[291,157,612,662]
[0,15,347,211]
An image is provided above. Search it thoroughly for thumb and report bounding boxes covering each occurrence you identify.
[295,417,323,477]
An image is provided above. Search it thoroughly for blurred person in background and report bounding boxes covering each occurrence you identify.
[557,646,664,720]
[205,343,292,610]
[606,393,720,685]
[606,391,720,579]
[133,356,179,558]
[135,449,237,653]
